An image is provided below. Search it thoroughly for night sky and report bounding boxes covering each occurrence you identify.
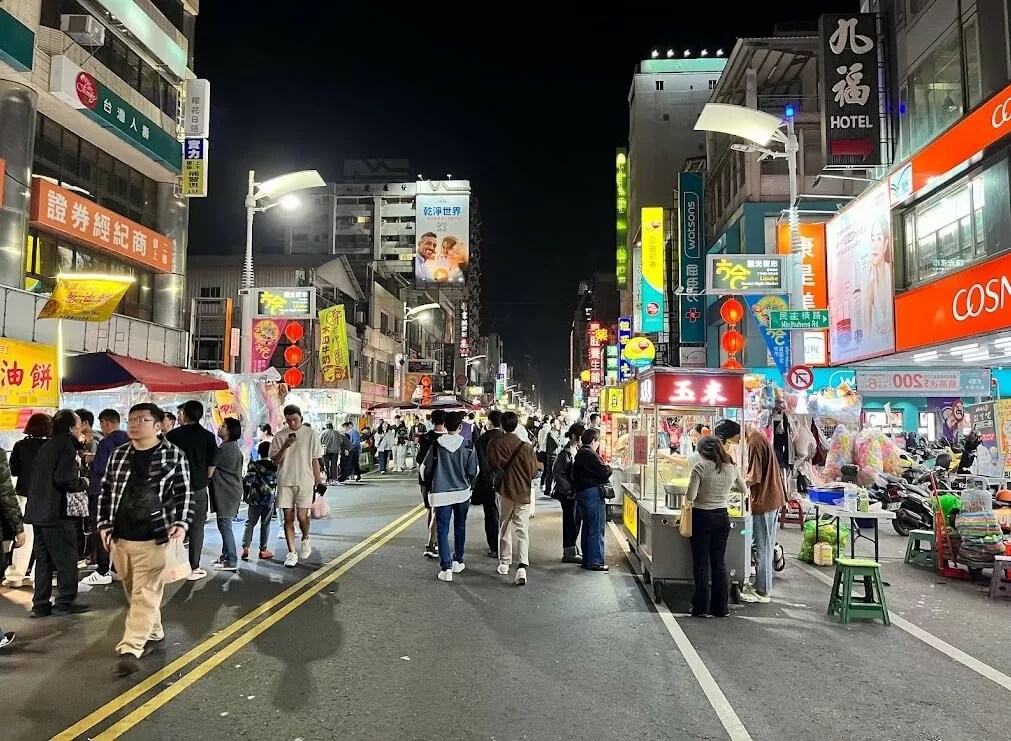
[189,2,849,406]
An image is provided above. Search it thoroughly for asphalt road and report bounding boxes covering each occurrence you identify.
[2,477,1010,740]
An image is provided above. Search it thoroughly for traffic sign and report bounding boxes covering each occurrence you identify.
[769,309,829,330]
[786,364,814,391]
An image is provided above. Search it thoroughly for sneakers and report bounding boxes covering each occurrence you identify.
[0,632,14,649]
[562,547,582,564]
[284,552,298,568]
[53,602,91,616]
[187,568,207,581]
[241,547,250,561]
[423,544,439,559]
[515,567,528,585]
[210,559,224,569]
[485,548,498,559]
[437,569,453,582]
[299,539,312,560]
[496,563,510,576]
[451,561,466,574]
[740,585,771,603]
[258,549,274,560]
[215,562,238,572]
[81,571,112,586]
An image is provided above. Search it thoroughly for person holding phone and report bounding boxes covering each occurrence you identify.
[269,405,324,567]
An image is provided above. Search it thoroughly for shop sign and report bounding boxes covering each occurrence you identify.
[818,13,883,166]
[254,287,315,319]
[588,321,605,385]
[573,378,583,405]
[618,316,633,380]
[605,344,618,372]
[181,138,208,198]
[184,79,211,138]
[30,178,174,273]
[679,346,706,368]
[769,309,830,330]
[895,251,1011,352]
[459,301,469,358]
[855,369,991,397]
[49,55,181,171]
[968,402,1002,478]
[616,150,629,290]
[407,359,436,374]
[0,339,58,409]
[623,379,638,411]
[622,492,639,540]
[637,370,744,408]
[0,7,33,72]
[318,305,350,383]
[360,381,389,399]
[631,434,649,465]
[707,255,786,294]
[404,373,433,403]
[745,295,792,375]
[250,318,286,373]
[37,274,134,322]
[995,400,1011,477]
[286,389,362,415]
[641,206,665,332]
[0,408,48,432]
[621,336,656,369]
[602,387,623,413]
[678,173,706,344]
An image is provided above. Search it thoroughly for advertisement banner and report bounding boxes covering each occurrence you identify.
[622,336,656,369]
[827,184,894,363]
[616,150,629,290]
[617,316,633,381]
[969,402,1002,478]
[183,78,211,138]
[414,194,469,286]
[318,305,350,383]
[0,338,58,408]
[588,321,605,385]
[254,288,315,319]
[37,275,133,321]
[250,318,287,373]
[745,295,792,375]
[181,138,208,197]
[996,400,1011,477]
[859,371,990,398]
[679,346,707,368]
[708,255,786,294]
[640,207,665,332]
[404,373,433,403]
[678,173,706,343]
[603,387,623,413]
[459,302,470,358]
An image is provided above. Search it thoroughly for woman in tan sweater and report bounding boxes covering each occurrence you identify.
[685,436,748,618]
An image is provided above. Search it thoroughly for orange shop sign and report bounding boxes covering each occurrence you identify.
[895,251,1011,352]
[776,222,827,309]
[29,178,174,273]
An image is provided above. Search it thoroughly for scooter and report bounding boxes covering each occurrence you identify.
[892,478,936,537]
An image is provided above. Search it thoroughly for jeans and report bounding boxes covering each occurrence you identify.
[434,500,470,571]
[189,487,208,570]
[393,444,407,470]
[322,453,340,481]
[216,517,238,567]
[690,507,731,616]
[542,454,557,495]
[88,497,110,575]
[242,504,275,551]
[753,509,780,595]
[497,495,530,567]
[32,521,80,610]
[575,488,606,567]
[481,498,499,553]
[560,496,581,549]
[378,450,390,473]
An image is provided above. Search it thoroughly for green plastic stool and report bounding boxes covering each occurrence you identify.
[827,558,890,625]
[904,529,936,568]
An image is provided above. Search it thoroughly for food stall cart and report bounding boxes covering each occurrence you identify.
[619,368,751,603]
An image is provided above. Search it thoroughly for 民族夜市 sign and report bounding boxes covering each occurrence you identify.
[254,288,315,319]
[707,255,786,294]
[855,369,990,397]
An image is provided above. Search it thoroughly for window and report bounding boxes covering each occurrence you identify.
[380,311,390,333]
[904,25,967,155]
[662,113,670,122]
[709,78,718,90]
[909,0,931,16]
[199,286,222,298]
[655,80,664,91]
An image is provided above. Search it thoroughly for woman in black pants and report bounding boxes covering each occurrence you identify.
[684,436,748,618]
[552,423,584,563]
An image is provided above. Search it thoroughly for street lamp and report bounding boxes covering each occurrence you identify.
[398,302,441,398]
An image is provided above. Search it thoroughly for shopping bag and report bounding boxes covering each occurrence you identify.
[311,494,330,520]
[163,539,192,584]
[679,501,693,537]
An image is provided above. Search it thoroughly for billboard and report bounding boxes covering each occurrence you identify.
[414,194,469,286]
[678,173,705,344]
[641,206,665,332]
[827,184,894,363]
[616,150,629,289]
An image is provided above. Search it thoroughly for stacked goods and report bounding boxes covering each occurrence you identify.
[797,519,850,563]
[954,488,1007,564]
[823,425,856,481]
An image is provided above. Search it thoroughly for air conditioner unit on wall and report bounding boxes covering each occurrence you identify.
[60,15,106,47]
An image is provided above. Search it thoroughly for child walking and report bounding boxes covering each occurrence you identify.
[241,442,277,560]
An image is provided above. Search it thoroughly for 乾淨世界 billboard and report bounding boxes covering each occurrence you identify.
[414,194,470,287]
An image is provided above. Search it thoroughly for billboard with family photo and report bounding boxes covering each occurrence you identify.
[826,183,895,364]
[414,194,470,287]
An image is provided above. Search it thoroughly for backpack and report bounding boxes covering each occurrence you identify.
[545,432,559,456]
[552,449,574,499]
[488,442,524,494]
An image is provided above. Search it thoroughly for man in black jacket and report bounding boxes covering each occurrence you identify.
[471,410,504,558]
[166,400,217,580]
[24,409,91,617]
[417,409,446,558]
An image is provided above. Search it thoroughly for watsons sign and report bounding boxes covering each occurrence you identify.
[678,172,706,344]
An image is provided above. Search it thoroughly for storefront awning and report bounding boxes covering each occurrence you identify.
[63,352,228,393]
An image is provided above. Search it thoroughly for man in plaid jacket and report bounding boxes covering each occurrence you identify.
[97,403,193,666]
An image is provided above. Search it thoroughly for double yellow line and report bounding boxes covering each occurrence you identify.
[54,505,425,741]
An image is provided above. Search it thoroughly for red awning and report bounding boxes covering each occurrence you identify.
[62,352,229,393]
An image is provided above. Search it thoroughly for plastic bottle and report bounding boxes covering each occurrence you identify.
[858,490,869,513]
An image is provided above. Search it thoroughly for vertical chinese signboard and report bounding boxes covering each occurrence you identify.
[182,138,208,197]
[778,221,828,365]
[318,305,350,383]
[250,319,287,373]
[588,321,604,386]
[459,301,470,358]
[616,150,629,290]
[618,316,633,381]
[678,173,705,344]
[0,338,58,409]
[640,206,665,333]
[819,13,884,166]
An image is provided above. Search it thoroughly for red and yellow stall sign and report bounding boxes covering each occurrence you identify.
[318,305,350,383]
[603,387,624,413]
[0,339,58,408]
[37,274,133,322]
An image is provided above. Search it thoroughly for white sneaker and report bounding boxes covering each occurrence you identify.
[284,552,298,568]
[437,569,453,582]
[754,591,772,604]
[496,564,510,575]
[299,539,311,560]
[740,584,763,603]
[515,567,528,585]
[81,571,112,586]
[186,568,207,582]
[451,561,466,574]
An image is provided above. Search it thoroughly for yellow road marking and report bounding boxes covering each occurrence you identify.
[94,508,426,739]
[52,505,423,741]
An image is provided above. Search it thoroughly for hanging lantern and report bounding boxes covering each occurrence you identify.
[284,322,305,342]
[721,328,745,354]
[283,367,304,387]
[720,297,745,326]
[283,345,304,366]
[722,357,744,370]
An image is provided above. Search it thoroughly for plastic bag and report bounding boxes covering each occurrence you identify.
[163,539,192,583]
[311,494,330,520]
[796,519,851,563]
[822,425,855,481]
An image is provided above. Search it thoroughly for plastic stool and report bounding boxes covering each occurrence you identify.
[780,499,806,529]
[989,555,1011,600]
[903,529,936,568]
[827,558,890,625]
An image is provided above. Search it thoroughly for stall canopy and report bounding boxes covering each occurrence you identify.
[63,352,229,393]
[369,396,482,411]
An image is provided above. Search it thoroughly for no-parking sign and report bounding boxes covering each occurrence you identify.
[786,365,814,391]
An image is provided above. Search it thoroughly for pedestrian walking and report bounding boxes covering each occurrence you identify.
[552,423,584,563]
[393,416,409,472]
[166,400,217,581]
[341,422,362,481]
[540,418,563,498]
[571,427,611,573]
[471,410,505,558]
[4,413,51,588]
[80,409,129,586]
[159,412,177,436]
[376,422,396,474]
[97,403,192,669]
[242,442,277,560]
[422,411,478,582]
[684,435,748,618]
[269,404,324,567]
[1,445,25,648]
[320,423,343,484]
[211,417,244,572]
[417,410,447,558]
[487,412,538,585]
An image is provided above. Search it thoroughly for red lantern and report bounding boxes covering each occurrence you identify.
[720,297,744,326]
[722,357,744,370]
[721,329,745,354]
[283,367,304,387]
[284,322,305,342]
[283,345,304,366]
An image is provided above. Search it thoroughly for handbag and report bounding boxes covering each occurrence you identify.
[598,483,616,500]
[65,490,89,518]
[679,501,693,537]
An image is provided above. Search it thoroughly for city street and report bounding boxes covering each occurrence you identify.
[2,476,1009,740]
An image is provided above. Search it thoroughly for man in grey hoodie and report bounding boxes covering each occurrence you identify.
[421,411,478,582]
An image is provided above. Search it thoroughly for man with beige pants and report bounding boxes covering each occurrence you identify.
[98,403,193,672]
[487,412,538,585]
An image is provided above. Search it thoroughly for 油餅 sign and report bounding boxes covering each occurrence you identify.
[678,173,705,344]
[855,369,991,398]
[894,251,1011,352]
[0,338,58,408]
[49,56,181,171]
[637,369,744,408]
